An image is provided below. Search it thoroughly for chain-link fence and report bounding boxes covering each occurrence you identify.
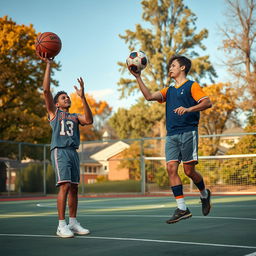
[0,132,255,197]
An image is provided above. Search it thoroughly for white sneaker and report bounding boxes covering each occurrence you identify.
[68,222,90,235]
[56,224,74,238]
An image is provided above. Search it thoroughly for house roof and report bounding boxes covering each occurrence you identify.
[78,141,130,164]
[0,158,27,169]
[91,141,130,161]
[222,127,244,135]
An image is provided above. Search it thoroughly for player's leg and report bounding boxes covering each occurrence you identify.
[68,183,78,218]
[58,182,71,220]
[165,135,192,224]
[181,131,211,216]
[67,149,90,235]
[51,148,74,238]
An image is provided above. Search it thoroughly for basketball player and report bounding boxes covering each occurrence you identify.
[42,56,93,237]
[128,55,212,224]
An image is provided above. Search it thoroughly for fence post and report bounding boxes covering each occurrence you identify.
[18,143,22,195]
[81,143,85,195]
[43,145,46,196]
[140,139,146,194]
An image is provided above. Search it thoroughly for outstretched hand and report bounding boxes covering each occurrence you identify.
[37,52,54,63]
[74,77,85,97]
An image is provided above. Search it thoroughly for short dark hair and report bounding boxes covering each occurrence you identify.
[168,55,191,75]
[53,91,68,104]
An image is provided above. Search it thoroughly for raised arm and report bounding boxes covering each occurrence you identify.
[42,58,56,119]
[128,67,162,101]
[74,77,93,126]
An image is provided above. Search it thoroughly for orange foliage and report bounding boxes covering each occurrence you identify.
[69,92,112,141]
[199,83,238,155]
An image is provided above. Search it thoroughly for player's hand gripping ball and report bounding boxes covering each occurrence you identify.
[35,32,62,59]
[126,51,148,73]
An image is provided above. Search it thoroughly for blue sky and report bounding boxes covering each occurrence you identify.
[1,0,228,112]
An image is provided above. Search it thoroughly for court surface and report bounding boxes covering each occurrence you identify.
[0,195,256,256]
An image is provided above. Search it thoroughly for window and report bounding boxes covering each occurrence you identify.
[88,179,96,184]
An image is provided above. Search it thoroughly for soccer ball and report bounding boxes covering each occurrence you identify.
[126,51,148,73]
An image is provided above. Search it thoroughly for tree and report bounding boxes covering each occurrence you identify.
[69,92,112,141]
[109,98,164,139]
[114,0,216,142]
[220,0,256,112]
[118,0,216,99]
[0,16,61,143]
[199,83,238,155]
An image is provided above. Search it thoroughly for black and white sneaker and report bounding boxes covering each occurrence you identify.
[201,189,211,216]
[166,208,192,224]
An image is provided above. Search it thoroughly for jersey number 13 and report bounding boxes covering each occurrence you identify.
[59,120,74,136]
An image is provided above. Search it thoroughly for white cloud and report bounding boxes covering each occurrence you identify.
[87,89,115,99]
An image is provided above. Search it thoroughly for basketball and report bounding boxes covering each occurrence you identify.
[35,32,62,58]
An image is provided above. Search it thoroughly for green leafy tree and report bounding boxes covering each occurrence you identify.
[0,16,60,144]
[46,164,57,194]
[118,0,216,100]
[109,98,163,139]
[20,163,43,193]
[113,0,217,143]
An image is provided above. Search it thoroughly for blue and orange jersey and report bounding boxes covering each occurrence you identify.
[159,80,208,135]
[49,109,80,151]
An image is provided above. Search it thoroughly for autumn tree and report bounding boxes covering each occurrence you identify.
[0,16,60,144]
[199,83,238,155]
[114,0,217,141]
[69,92,112,141]
[220,0,256,112]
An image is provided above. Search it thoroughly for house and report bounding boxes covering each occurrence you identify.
[218,127,244,154]
[0,158,27,192]
[78,134,130,184]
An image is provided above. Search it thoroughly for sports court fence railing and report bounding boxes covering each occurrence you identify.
[0,132,256,197]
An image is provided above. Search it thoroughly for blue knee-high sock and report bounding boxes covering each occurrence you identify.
[171,185,186,211]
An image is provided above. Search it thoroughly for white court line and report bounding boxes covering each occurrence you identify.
[1,214,256,221]
[244,252,256,256]
[0,233,256,250]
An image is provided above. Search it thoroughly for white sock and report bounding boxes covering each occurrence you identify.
[200,189,208,199]
[69,217,77,225]
[176,197,187,211]
[58,219,66,227]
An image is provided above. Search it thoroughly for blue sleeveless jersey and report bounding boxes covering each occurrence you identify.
[50,109,80,151]
[165,80,200,135]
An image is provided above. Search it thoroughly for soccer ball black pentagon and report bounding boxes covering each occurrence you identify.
[126,50,148,73]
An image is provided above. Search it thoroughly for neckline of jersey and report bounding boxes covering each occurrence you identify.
[174,79,189,89]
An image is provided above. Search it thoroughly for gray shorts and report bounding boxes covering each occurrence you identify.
[165,130,198,164]
[51,147,80,186]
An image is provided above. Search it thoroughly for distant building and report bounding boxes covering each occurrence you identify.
[218,127,244,154]
[78,134,130,184]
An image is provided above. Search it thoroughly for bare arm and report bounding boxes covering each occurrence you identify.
[174,98,212,115]
[74,77,93,126]
[42,58,56,119]
[128,67,162,101]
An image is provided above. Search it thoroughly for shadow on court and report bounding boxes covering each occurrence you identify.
[0,195,256,256]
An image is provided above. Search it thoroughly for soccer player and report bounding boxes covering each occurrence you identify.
[128,55,212,224]
[42,56,93,237]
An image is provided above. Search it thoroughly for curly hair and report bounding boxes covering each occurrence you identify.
[53,91,68,104]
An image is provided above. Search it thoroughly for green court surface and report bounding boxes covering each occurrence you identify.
[0,195,256,256]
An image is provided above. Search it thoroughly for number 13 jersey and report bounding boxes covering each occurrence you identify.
[50,109,80,151]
